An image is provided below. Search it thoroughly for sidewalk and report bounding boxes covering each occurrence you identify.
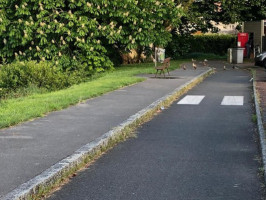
[254,67,266,183]
[255,67,266,126]
[0,66,212,199]
[234,62,266,184]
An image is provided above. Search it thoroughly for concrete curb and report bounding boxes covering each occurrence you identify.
[253,74,266,183]
[2,68,213,200]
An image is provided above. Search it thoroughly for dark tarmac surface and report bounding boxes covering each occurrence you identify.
[48,67,264,200]
[0,67,208,198]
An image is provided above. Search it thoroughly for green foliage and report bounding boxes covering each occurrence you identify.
[165,34,192,58]
[176,0,266,34]
[166,34,237,59]
[0,0,184,98]
[0,0,183,70]
[215,0,266,23]
[0,61,88,98]
[181,52,226,60]
[252,114,257,123]
[190,34,237,55]
[0,62,32,90]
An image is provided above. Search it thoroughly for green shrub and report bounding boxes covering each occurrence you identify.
[165,34,193,59]
[0,61,76,98]
[166,34,237,58]
[0,62,32,90]
[190,34,237,55]
[28,61,69,90]
[181,52,226,60]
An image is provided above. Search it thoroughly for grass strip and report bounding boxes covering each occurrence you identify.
[0,61,184,129]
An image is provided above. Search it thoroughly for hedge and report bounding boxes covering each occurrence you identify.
[0,61,89,98]
[166,34,237,59]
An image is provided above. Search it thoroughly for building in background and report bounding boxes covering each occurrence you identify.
[243,20,266,52]
[212,22,239,34]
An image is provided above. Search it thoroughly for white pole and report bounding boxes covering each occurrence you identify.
[155,47,157,68]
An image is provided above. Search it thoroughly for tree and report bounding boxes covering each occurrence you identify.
[215,0,266,23]
[174,0,266,34]
[0,0,183,71]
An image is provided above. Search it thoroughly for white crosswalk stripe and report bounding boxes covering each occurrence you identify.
[177,95,244,106]
[177,95,205,105]
[221,96,244,106]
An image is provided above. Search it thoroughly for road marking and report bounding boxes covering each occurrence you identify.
[177,95,205,105]
[221,96,244,106]
[0,136,33,139]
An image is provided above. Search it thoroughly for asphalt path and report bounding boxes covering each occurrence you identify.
[0,69,207,198]
[48,69,264,200]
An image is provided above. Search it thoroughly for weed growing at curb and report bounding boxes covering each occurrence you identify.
[253,114,258,123]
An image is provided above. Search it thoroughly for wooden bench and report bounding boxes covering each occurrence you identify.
[155,57,171,77]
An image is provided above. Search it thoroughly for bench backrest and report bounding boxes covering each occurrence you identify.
[163,57,171,68]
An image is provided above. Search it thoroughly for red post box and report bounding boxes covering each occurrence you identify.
[237,33,249,57]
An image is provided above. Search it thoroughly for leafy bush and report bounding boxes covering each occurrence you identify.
[181,52,226,60]
[190,34,237,55]
[165,34,193,59]
[0,0,183,70]
[0,61,87,98]
[166,34,237,59]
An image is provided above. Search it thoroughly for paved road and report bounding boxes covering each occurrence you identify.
[48,69,264,200]
[0,68,207,198]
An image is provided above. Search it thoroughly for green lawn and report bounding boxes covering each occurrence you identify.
[0,60,184,129]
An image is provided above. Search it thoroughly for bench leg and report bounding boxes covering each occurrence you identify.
[155,70,159,77]
[155,69,166,78]
[166,68,170,75]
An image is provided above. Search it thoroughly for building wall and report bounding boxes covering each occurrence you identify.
[243,21,264,50]
[213,23,238,34]
[262,20,266,51]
